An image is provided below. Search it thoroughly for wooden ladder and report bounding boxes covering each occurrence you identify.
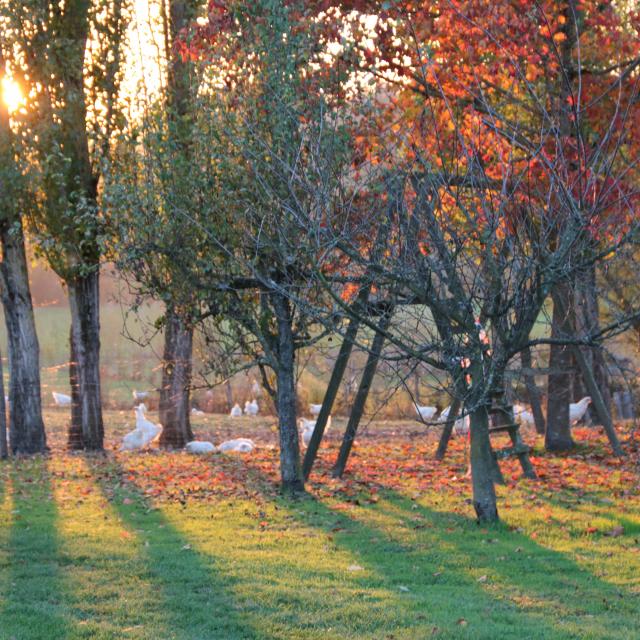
[488,397,537,483]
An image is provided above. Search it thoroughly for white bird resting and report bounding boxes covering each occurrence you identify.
[415,404,438,421]
[132,390,149,401]
[570,396,592,424]
[120,404,162,451]
[52,391,72,407]
[309,403,322,416]
[230,403,243,418]
[185,440,216,454]
[218,438,255,453]
[191,408,205,416]
[244,399,259,416]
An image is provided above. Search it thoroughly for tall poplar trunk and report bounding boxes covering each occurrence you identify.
[545,284,575,451]
[67,325,83,449]
[0,347,7,459]
[272,292,304,494]
[159,309,194,448]
[68,270,103,450]
[0,223,46,454]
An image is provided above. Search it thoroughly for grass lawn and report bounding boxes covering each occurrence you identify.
[1,410,639,639]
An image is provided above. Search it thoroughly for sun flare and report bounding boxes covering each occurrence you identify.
[2,76,24,113]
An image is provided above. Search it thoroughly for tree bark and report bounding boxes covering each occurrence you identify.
[469,401,499,522]
[0,222,47,455]
[68,270,103,450]
[159,309,194,448]
[0,347,7,459]
[332,313,390,479]
[520,346,546,435]
[545,284,575,451]
[67,325,84,449]
[272,293,304,494]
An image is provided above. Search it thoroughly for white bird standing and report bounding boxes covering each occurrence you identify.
[134,404,162,443]
[570,396,592,424]
[438,406,470,435]
[218,438,255,453]
[230,403,243,417]
[309,403,322,416]
[120,405,162,451]
[52,391,71,407]
[299,416,331,447]
[244,399,259,416]
[185,440,216,454]
[513,404,536,427]
[415,405,438,421]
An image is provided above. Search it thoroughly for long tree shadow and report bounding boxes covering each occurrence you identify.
[0,456,76,639]
[361,489,640,639]
[85,454,276,640]
[203,462,581,639]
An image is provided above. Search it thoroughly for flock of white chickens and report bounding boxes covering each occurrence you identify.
[414,395,593,435]
[50,387,593,453]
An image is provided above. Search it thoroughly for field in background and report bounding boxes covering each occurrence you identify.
[0,299,453,419]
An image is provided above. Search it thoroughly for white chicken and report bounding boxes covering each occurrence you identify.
[185,440,216,454]
[299,416,332,447]
[230,403,243,417]
[52,391,72,407]
[309,403,322,416]
[570,396,592,424]
[218,438,255,453]
[191,408,205,416]
[415,405,438,421]
[120,405,162,451]
[134,404,162,442]
[438,405,470,435]
[513,404,536,427]
[244,399,259,416]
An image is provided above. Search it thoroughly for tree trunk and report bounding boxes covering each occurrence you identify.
[159,309,194,448]
[520,346,545,435]
[303,314,360,479]
[545,284,575,451]
[469,401,500,522]
[0,222,47,455]
[67,325,84,449]
[332,314,390,479]
[272,293,304,494]
[68,270,103,450]
[0,347,7,459]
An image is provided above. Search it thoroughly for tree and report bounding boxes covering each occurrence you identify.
[0,44,47,454]
[2,0,129,450]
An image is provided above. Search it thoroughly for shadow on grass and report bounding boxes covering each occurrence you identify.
[364,489,639,638]
[229,461,639,639]
[0,456,76,639]
[85,454,274,640]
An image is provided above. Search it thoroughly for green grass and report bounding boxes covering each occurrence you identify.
[1,415,639,639]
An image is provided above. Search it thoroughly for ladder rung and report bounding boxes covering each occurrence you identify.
[494,445,531,460]
[489,424,519,433]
